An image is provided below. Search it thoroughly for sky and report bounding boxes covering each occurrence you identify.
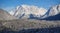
[0,0,60,11]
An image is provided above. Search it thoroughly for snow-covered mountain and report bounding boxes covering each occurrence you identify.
[43,4,60,20]
[10,5,47,19]
[9,4,60,20]
[48,5,60,16]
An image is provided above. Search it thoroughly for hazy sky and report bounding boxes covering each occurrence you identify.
[0,0,60,11]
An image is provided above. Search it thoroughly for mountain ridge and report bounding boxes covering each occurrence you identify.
[9,4,60,20]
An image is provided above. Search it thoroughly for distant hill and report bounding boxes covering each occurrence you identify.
[0,9,17,20]
[43,14,60,20]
